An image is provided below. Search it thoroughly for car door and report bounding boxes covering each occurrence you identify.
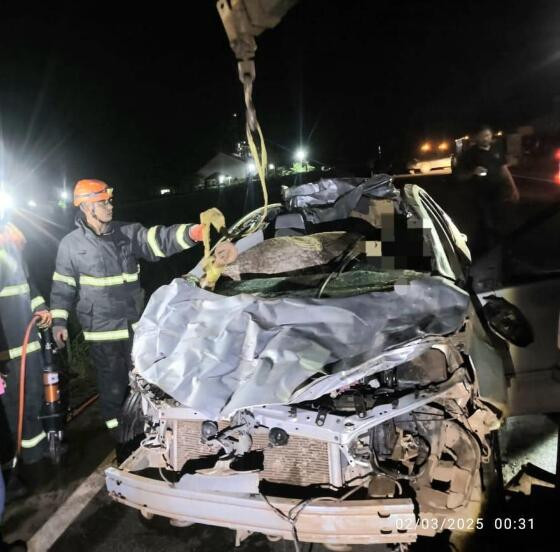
[468,203,560,415]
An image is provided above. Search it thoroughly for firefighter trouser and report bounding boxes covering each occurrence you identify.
[0,351,47,466]
[88,338,133,441]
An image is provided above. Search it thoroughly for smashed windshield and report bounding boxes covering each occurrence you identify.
[215,266,427,298]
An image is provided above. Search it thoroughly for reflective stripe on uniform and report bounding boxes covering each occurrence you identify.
[0,340,41,361]
[175,224,191,250]
[51,308,69,320]
[147,226,165,258]
[83,329,129,342]
[21,431,47,449]
[31,295,46,310]
[1,457,17,470]
[53,272,76,287]
[79,267,139,287]
[0,283,30,298]
[105,418,119,429]
[0,250,18,272]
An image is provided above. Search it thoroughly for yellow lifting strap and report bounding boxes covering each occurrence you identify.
[199,208,238,290]
[244,119,269,234]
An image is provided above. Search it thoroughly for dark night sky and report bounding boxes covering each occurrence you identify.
[0,1,559,200]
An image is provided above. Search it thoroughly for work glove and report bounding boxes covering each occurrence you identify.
[53,326,69,349]
[188,223,204,243]
[35,310,52,329]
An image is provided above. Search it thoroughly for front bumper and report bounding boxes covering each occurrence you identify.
[105,467,417,545]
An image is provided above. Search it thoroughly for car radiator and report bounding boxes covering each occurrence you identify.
[169,420,332,487]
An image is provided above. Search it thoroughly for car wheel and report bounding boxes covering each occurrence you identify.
[117,387,145,461]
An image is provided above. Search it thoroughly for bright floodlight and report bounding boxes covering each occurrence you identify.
[0,190,14,210]
[160,188,171,195]
[294,148,307,162]
[247,161,256,174]
[28,199,37,208]
[268,163,275,170]
[60,190,69,200]
[218,174,225,184]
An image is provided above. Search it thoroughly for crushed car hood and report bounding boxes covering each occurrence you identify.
[132,276,469,418]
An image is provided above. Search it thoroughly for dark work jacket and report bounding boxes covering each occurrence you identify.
[50,216,197,342]
[0,223,46,365]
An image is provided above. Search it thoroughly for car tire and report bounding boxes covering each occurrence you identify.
[117,387,145,461]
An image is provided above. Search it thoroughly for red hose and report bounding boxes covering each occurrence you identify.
[17,314,41,456]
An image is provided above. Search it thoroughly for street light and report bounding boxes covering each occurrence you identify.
[246,161,256,174]
[268,163,275,171]
[294,148,307,162]
[0,190,14,211]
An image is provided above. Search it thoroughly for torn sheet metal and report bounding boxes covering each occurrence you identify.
[133,276,469,418]
[282,175,399,224]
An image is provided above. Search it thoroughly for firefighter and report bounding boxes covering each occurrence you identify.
[50,179,204,443]
[0,216,52,470]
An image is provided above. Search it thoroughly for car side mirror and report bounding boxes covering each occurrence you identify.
[482,295,534,347]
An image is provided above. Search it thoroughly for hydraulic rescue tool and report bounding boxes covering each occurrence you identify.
[38,327,65,463]
[18,316,66,464]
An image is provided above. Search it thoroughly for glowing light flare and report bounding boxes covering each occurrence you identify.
[246,161,256,174]
[554,149,560,161]
[28,200,37,208]
[268,163,275,170]
[0,191,14,210]
[160,188,171,195]
[60,190,69,200]
[437,142,449,151]
[294,148,308,162]
[420,142,431,152]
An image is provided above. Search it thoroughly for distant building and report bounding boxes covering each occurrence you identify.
[195,152,249,190]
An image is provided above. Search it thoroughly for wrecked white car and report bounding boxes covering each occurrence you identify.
[105,176,522,547]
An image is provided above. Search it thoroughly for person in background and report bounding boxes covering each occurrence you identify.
[455,124,519,255]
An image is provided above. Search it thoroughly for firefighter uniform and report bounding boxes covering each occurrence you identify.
[50,214,199,436]
[0,224,48,466]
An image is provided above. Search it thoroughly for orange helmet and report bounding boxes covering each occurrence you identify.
[73,179,113,207]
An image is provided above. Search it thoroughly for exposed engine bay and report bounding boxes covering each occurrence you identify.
[119,336,499,539]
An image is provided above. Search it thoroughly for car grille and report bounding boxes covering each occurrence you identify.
[171,420,332,487]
